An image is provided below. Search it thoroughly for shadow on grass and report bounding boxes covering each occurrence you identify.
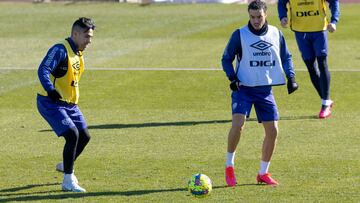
[0,183,59,193]
[88,115,317,130]
[87,119,232,130]
[0,183,261,202]
[38,115,317,132]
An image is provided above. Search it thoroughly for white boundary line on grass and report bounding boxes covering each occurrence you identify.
[0,67,360,71]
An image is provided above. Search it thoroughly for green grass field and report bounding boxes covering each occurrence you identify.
[0,2,360,202]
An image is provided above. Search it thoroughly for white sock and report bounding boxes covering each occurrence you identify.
[259,161,270,175]
[322,99,333,106]
[64,173,74,182]
[226,152,235,167]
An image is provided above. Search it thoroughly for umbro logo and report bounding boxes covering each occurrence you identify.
[250,40,273,51]
[61,118,72,126]
[72,61,80,71]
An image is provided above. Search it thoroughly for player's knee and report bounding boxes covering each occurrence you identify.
[231,114,245,132]
[304,58,316,70]
[231,124,244,133]
[266,127,278,139]
[316,56,327,61]
[316,56,328,70]
[61,127,79,143]
[79,128,91,143]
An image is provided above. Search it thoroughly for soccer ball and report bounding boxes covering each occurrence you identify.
[187,173,212,197]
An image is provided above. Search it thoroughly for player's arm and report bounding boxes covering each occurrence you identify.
[326,0,340,32]
[38,44,67,99]
[279,31,294,78]
[221,29,242,91]
[279,31,298,94]
[278,0,289,28]
[327,0,340,24]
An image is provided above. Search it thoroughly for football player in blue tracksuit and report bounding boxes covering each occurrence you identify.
[222,0,298,186]
[37,17,95,192]
[278,0,340,118]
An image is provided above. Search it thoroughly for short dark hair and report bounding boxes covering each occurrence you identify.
[248,0,267,12]
[72,17,96,32]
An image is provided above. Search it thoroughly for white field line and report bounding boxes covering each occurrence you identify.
[1,67,360,72]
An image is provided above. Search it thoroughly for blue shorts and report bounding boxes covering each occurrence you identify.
[295,31,328,60]
[231,86,279,122]
[37,94,88,136]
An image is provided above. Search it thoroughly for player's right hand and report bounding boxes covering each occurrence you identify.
[280,17,288,28]
[230,79,241,91]
[47,89,62,101]
[327,23,336,33]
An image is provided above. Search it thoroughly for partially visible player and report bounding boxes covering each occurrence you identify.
[278,0,340,118]
[36,17,95,192]
[222,0,298,186]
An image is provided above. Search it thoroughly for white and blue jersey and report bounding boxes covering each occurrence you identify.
[221,22,295,121]
[237,25,285,87]
[222,22,295,84]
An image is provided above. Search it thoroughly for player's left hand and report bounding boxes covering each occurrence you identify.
[230,79,241,91]
[287,77,298,94]
[47,89,62,101]
[327,23,336,33]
